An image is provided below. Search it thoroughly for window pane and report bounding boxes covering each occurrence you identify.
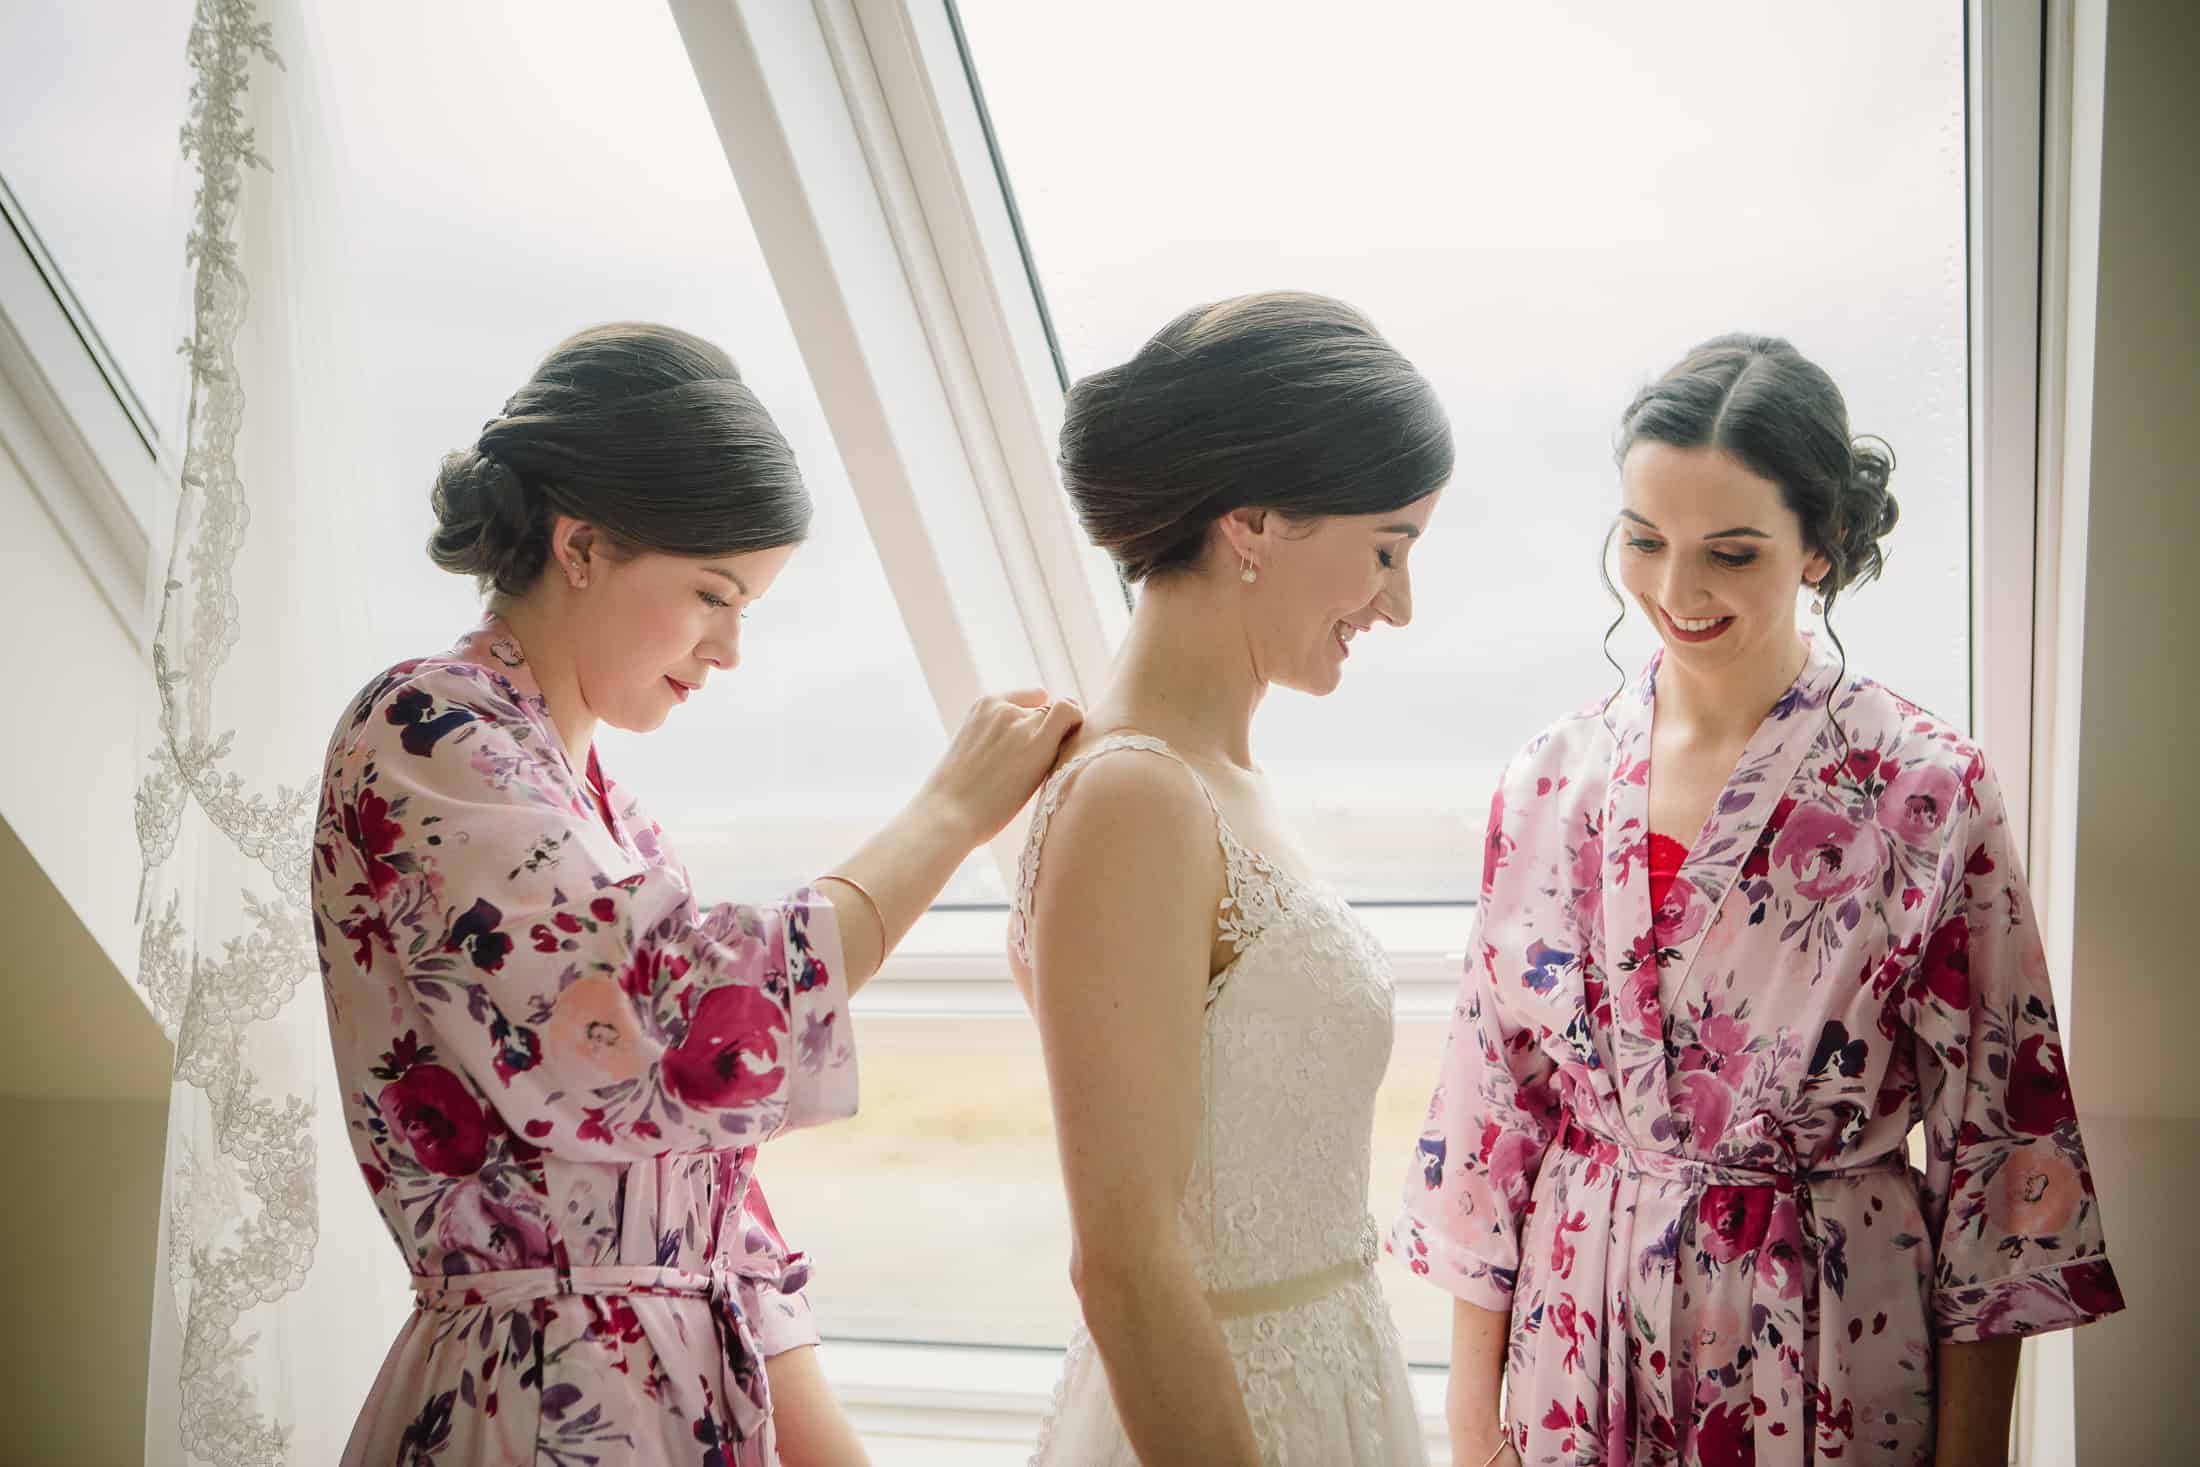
[309,0,1001,904]
[764,1014,1077,1347]
[765,1001,1460,1357]
[0,1,197,456]
[958,0,1970,904]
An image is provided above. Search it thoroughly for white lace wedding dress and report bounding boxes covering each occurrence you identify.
[1011,734,1428,1467]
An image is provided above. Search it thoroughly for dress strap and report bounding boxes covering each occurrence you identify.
[1008,732,1230,975]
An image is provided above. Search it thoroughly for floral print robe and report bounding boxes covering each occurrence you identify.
[1392,638,2123,1465]
[312,617,857,1466]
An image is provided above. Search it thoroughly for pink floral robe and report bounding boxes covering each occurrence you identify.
[1392,638,2123,1465]
[312,617,858,1465]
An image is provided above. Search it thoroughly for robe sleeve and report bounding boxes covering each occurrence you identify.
[317,665,858,1162]
[733,1176,822,1359]
[1389,779,1563,1312]
[1909,755,2124,1341]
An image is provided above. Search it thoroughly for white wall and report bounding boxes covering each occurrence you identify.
[0,302,173,1463]
[0,369,151,983]
[2063,1,2200,1462]
[0,812,168,1464]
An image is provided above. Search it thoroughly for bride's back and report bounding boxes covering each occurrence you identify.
[1013,731,1395,1291]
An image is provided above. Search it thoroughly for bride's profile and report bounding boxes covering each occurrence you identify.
[1010,291,1454,1466]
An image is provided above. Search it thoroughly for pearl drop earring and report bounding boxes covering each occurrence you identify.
[1241,555,1258,585]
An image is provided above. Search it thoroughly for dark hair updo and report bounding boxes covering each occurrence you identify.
[429,322,811,596]
[1058,291,1454,583]
[1615,333,1899,608]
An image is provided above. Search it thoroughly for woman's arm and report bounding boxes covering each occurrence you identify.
[1449,1299,1517,1465]
[318,673,1078,1160]
[1394,777,1559,1465]
[819,691,1082,989]
[1933,1336,2021,1466]
[1029,751,1261,1467]
[765,1345,873,1467]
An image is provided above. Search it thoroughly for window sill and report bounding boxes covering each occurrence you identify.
[874,902,1469,1018]
[818,1336,1452,1458]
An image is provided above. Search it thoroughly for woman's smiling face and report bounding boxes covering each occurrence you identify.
[1616,441,1829,676]
[1230,492,1443,697]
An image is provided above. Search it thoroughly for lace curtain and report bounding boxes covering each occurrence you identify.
[135,1,403,1460]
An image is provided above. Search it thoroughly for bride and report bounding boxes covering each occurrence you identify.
[1009,292,1452,1466]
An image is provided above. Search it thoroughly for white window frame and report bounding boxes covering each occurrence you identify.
[0,173,159,643]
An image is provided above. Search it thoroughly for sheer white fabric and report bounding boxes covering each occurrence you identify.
[1012,734,1426,1466]
[135,3,405,1461]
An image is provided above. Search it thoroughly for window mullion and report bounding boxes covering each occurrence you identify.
[846,0,1127,694]
[1967,0,2045,821]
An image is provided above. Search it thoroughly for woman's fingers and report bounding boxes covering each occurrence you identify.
[925,688,1084,846]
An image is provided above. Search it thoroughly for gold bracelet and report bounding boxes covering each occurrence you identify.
[816,873,886,960]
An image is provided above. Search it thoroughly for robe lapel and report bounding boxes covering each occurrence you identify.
[1599,658,1665,1115]
[452,615,637,865]
[1600,639,1847,1129]
[1661,636,1846,1002]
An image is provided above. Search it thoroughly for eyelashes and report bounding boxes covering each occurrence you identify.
[1623,539,1757,569]
[1377,548,1397,570]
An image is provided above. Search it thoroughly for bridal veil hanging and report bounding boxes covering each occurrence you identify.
[135,1,401,1460]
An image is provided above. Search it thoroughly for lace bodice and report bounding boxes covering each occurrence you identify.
[1011,733,1397,1293]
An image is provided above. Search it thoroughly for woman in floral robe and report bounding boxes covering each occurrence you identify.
[313,324,1079,1465]
[1394,335,2122,1466]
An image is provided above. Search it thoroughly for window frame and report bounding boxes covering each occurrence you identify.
[0,173,158,642]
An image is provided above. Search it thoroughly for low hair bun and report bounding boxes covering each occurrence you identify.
[1832,433,1900,593]
[422,323,812,597]
[427,447,553,597]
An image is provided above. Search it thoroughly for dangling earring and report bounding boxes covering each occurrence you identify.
[1240,554,1258,585]
[1808,581,1824,616]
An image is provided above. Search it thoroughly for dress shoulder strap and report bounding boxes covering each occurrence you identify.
[1007,732,1223,970]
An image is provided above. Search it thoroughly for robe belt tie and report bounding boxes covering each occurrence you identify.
[1557,1113,1908,1467]
[411,1260,779,1440]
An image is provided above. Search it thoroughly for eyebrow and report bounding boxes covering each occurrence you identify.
[1376,523,1422,539]
[1618,510,1768,540]
[701,565,753,596]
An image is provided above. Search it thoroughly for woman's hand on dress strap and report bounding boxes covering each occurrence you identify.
[919,689,1084,848]
[817,690,1081,990]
